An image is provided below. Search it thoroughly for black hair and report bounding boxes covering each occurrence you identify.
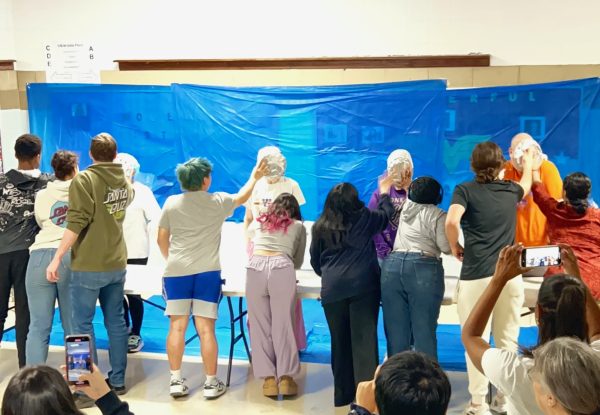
[14,134,42,161]
[523,274,588,358]
[257,193,302,233]
[409,176,443,205]
[563,172,591,215]
[375,352,451,415]
[1,366,84,415]
[312,183,364,246]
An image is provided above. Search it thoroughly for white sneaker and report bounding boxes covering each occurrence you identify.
[203,378,226,399]
[490,395,508,414]
[170,378,189,398]
[462,402,492,415]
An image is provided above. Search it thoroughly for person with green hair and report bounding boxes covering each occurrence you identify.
[157,156,267,399]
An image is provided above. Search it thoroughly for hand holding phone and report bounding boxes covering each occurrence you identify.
[65,334,93,386]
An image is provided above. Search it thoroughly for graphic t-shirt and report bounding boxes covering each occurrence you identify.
[0,170,51,254]
[159,191,236,277]
[450,180,524,280]
[248,177,305,219]
[367,186,408,259]
[30,179,72,251]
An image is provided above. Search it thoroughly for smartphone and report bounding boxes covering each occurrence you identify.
[521,245,562,268]
[65,334,93,385]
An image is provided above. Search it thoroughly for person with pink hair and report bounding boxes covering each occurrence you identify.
[246,192,307,397]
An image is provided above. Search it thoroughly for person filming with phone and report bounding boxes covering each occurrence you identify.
[1,363,134,415]
[462,243,600,415]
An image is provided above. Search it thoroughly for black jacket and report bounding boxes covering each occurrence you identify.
[310,194,394,304]
[96,391,134,415]
[0,170,51,255]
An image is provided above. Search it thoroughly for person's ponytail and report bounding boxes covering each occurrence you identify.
[569,198,589,215]
[524,275,590,357]
[564,172,592,215]
[555,284,588,342]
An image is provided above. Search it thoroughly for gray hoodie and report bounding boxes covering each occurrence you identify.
[392,199,451,257]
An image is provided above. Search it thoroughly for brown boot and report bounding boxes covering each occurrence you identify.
[278,376,298,396]
[263,376,278,397]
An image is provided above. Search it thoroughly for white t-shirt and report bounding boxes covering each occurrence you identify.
[123,181,161,259]
[246,177,305,239]
[482,340,600,415]
[159,191,235,277]
[248,177,305,220]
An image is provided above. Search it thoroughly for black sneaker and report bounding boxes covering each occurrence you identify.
[105,378,127,396]
[73,392,95,409]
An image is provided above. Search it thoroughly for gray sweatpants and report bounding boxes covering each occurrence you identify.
[246,255,300,379]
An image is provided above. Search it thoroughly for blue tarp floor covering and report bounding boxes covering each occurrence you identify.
[5,296,539,372]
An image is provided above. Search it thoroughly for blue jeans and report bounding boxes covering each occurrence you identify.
[71,269,128,386]
[380,252,444,360]
[25,249,73,365]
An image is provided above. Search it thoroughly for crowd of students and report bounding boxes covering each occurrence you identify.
[0,131,599,415]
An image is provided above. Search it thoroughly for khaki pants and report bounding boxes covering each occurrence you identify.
[457,276,524,404]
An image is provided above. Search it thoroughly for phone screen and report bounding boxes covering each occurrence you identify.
[66,336,92,384]
[522,246,561,268]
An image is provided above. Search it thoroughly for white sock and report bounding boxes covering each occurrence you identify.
[205,375,217,385]
[170,370,182,381]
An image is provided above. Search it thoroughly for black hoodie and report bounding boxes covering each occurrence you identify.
[0,170,52,255]
[310,194,394,304]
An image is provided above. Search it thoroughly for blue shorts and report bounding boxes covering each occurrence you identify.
[162,271,224,318]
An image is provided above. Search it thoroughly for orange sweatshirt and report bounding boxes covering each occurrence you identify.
[503,160,562,246]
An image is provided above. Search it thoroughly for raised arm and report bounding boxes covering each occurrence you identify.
[517,149,534,199]
[531,170,559,217]
[365,175,396,236]
[233,159,268,207]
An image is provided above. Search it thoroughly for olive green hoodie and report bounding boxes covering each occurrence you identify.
[66,162,133,272]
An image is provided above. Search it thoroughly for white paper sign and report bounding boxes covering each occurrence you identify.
[45,42,100,83]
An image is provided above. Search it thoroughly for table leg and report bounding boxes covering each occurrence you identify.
[226,296,252,387]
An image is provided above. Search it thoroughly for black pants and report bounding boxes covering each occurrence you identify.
[323,290,380,407]
[0,250,31,367]
[123,258,147,337]
[123,295,144,336]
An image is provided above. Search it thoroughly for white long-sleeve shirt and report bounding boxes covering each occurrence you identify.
[123,181,161,259]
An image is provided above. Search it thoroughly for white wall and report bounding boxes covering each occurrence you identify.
[0,110,29,172]
[0,0,15,60]
[6,0,600,69]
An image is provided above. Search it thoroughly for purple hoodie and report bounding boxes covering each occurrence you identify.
[368,186,407,259]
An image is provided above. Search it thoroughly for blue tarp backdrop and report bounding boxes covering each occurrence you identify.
[28,78,600,218]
